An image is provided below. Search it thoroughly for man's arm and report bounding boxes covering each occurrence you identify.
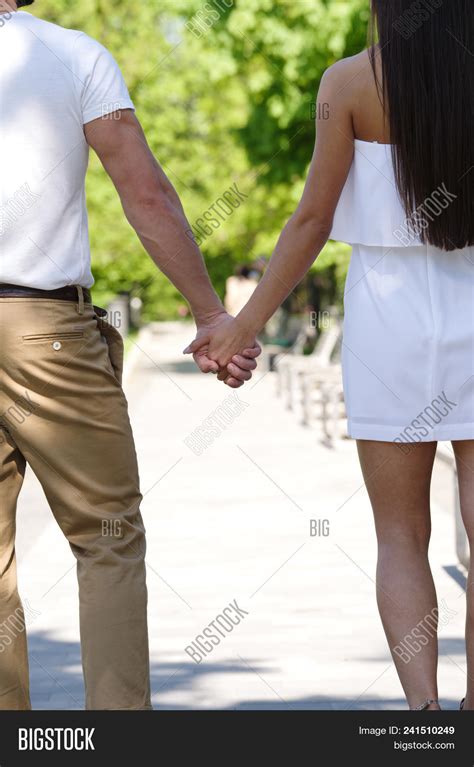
[85,111,224,326]
[84,110,259,383]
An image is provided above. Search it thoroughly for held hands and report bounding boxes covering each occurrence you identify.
[183,311,260,388]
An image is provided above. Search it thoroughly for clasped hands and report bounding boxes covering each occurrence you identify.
[183,311,260,388]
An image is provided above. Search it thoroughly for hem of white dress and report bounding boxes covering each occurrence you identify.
[347,420,474,442]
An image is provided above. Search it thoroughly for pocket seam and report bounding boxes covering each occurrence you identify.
[22,331,85,343]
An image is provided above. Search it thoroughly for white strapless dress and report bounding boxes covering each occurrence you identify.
[330,139,474,443]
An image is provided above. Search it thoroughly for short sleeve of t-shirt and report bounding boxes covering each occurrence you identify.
[72,33,135,124]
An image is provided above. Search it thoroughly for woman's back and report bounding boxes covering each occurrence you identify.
[340,50,390,146]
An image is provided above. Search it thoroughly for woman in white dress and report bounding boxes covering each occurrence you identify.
[186,1,473,710]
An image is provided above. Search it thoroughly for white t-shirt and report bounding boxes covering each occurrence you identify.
[0,10,135,289]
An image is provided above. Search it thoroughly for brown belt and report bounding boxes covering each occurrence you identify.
[0,283,92,303]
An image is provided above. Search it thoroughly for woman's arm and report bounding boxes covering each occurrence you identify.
[185,60,357,369]
[237,61,356,336]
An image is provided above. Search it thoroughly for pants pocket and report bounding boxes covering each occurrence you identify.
[95,311,124,385]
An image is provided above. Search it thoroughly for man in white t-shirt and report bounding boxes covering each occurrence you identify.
[0,0,260,710]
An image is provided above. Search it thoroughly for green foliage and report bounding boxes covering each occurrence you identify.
[32,0,369,318]
[212,0,369,182]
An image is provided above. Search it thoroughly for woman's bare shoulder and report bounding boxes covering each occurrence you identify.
[319,49,376,104]
[323,50,373,81]
[320,49,386,141]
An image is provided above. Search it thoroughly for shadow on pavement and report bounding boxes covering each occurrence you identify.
[26,632,461,711]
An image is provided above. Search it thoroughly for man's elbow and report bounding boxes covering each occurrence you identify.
[123,186,177,229]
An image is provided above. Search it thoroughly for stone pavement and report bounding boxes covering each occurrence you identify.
[14,322,467,710]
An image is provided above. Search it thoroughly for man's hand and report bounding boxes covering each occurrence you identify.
[184,311,261,388]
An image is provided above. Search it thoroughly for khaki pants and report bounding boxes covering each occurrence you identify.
[0,297,151,710]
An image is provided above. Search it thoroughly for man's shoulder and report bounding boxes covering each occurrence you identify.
[19,11,84,47]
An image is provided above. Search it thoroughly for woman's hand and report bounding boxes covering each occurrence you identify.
[184,312,261,387]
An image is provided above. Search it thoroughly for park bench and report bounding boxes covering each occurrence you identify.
[275,311,343,413]
[261,314,309,372]
[301,365,345,435]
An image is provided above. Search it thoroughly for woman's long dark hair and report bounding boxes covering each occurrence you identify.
[370,1,473,251]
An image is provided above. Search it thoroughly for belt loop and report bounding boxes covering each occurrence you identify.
[76,286,85,315]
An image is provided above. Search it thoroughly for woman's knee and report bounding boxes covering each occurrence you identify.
[377,525,431,557]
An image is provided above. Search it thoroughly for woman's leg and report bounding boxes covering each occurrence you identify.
[452,440,474,710]
[357,439,439,710]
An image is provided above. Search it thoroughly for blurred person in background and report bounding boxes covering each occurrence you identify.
[224,264,259,317]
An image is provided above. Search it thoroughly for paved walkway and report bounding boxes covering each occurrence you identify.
[15,322,467,710]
